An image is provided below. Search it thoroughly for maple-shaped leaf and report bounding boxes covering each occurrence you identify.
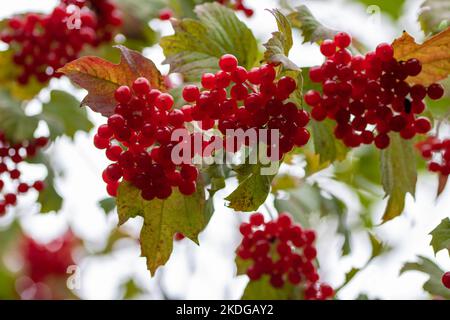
[380,133,417,222]
[160,2,259,82]
[429,218,450,255]
[59,45,165,117]
[392,28,450,86]
[400,256,450,299]
[263,9,298,70]
[117,180,211,275]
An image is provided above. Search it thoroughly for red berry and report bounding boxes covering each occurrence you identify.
[159,8,173,21]
[320,39,336,57]
[115,86,132,103]
[427,83,444,100]
[334,32,351,48]
[442,272,450,289]
[182,85,200,102]
[219,54,238,72]
[132,77,151,96]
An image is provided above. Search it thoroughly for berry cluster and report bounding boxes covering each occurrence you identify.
[181,54,310,158]
[94,77,198,200]
[443,272,450,289]
[0,132,47,217]
[0,0,122,84]
[217,0,254,17]
[22,231,77,283]
[416,136,450,175]
[305,32,444,149]
[237,212,334,300]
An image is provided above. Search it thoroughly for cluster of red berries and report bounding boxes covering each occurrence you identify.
[217,0,254,17]
[22,231,77,283]
[443,272,450,289]
[304,32,444,149]
[181,54,310,159]
[237,212,334,300]
[416,136,450,175]
[0,0,122,84]
[94,77,198,200]
[0,132,48,217]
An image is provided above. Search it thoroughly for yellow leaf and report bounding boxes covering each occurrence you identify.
[392,28,450,86]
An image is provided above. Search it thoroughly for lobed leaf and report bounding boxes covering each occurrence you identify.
[392,28,450,86]
[160,2,259,82]
[117,180,211,275]
[400,256,450,299]
[263,9,298,70]
[59,46,165,117]
[429,218,450,255]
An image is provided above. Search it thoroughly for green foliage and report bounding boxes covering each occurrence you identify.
[117,180,212,274]
[99,197,117,214]
[419,0,450,35]
[41,90,94,140]
[400,256,450,299]
[27,151,63,214]
[380,134,417,222]
[311,120,348,164]
[225,163,277,212]
[115,0,165,50]
[287,5,337,44]
[160,2,259,82]
[0,90,39,143]
[241,275,298,300]
[429,218,450,255]
[274,183,352,255]
[263,9,298,70]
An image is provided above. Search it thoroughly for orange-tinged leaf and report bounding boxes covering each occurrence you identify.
[58,45,165,116]
[392,28,450,86]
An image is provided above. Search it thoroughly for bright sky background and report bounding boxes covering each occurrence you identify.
[0,0,449,300]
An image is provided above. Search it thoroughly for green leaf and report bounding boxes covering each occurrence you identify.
[160,2,259,82]
[99,197,116,214]
[0,90,39,143]
[117,180,210,275]
[263,9,298,70]
[429,218,450,255]
[115,0,165,50]
[352,0,406,20]
[419,0,450,35]
[27,151,64,214]
[380,133,417,222]
[225,163,277,212]
[241,275,298,300]
[311,120,348,164]
[400,256,450,299]
[41,90,94,140]
[287,5,337,44]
